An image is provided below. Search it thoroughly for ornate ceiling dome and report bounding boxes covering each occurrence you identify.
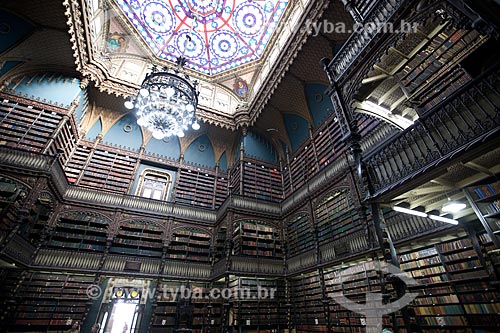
[115,0,289,75]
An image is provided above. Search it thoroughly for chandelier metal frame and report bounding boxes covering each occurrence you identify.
[125,54,201,139]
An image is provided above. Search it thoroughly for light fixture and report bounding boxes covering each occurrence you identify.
[125,35,200,139]
[442,200,466,213]
[393,206,427,217]
[393,206,460,225]
[428,214,459,225]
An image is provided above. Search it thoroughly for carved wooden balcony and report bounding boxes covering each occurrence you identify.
[364,66,500,198]
[327,0,406,82]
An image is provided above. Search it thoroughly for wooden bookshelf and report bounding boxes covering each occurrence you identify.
[175,168,216,208]
[398,235,500,331]
[151,280,182,333]
[47,212,108,252]
[287,214,314,257]
[233,220,282,258]
[314,189,360,244]
[0,178,23,244]
[213,226,227,262]
[229,163,241,196]
[289,142,315,191]
[110,220,163,258]
[64,144,90,184]
[323,260,397,333]
[0,99,62,153]
[79,147,137,193]
[229,277,285,330]
[242,159,282,202]
[167,228,211,263]
[466,180,500,247]
[400,25,484,105]
[12,272,94,331]
[290,271,326,332]
[215,172,228,208]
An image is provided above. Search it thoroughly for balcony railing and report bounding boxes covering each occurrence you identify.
[328,0,406,82]
[364,66,500,197]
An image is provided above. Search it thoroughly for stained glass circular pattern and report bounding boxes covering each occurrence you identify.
[115,0,289,75]
[142,1,175,34]
[233,2,265,37]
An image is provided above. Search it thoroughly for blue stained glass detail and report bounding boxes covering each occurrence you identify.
[114,0,289,75]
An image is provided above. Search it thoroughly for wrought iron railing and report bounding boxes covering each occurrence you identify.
[364,66,500,197]
[328,0,406,82]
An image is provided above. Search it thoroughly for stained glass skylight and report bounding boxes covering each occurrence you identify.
[115,0,289,76]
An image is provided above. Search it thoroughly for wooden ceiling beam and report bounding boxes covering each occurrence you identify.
[461,161,494,176]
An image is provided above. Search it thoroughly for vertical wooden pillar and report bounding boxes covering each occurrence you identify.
[171,154,184,202]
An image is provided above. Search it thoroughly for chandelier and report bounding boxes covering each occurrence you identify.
[124,41,200,139]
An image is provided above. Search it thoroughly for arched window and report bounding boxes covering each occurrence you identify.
[136,170,171,201]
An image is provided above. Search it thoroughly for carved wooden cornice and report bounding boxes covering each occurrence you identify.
[246,0,331,128]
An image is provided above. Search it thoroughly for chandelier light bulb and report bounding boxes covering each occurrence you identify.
[152,130,164,140]
[186,104,195,112]
[192,122,200,130]
[177,130,185,138]
[136,118,146,126]
[124,100,134,109]
[165,87,175,98]
[140,88,149,97]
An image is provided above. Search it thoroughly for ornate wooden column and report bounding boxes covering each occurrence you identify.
[321,56,419,333]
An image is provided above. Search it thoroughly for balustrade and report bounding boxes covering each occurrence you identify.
[365,67,500,196]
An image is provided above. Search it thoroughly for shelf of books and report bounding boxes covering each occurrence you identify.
[27,199,53,245]
[314,189,360,245]
[175,168,216,208]
[47,212,108,252]
[79,147,137,193]
[0,178,23,244]
[229,277,285,331]
[314,116,348,172]
[213,226,227,262]
[290,271,326,332]
[110,220,163,258]
[242,159,282,202]
[398,235,500,331]
[12,271,93,332]
[288,141,315,191]
[418,66,472,112]
[356,114,381,139]
[64,144,90,184]
[399,23,484,99]
[229,163,241,196]
[466,179,500,245]
[287,214,315,257]
[166,228,211,263]
[0,268,25,328]
[0,98,63,152]
[215,172,228,208]
[323,260,397,333]
[190,282,224,332]
[45,116,78,166]
[233,220,282,258]
[282,163,292,197]
[151,280,182,333]
[151,280,224,333]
